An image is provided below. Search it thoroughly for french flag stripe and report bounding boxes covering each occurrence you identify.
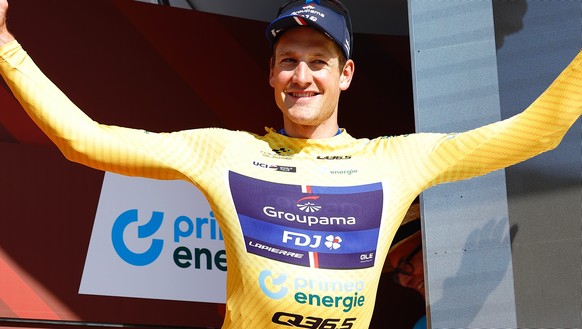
[309,252,319,268]
[294,16,307,26]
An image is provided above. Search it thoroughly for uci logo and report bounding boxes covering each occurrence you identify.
[111,209,164,266]
[259,270,288,300]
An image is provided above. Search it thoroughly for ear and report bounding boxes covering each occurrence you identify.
[339,59,355,91]
[269,57,275,87]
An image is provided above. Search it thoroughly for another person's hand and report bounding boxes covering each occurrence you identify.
[0,0,15,46]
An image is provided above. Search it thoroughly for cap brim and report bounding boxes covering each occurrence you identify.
[267,15,330,44]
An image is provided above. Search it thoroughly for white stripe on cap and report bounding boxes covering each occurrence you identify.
[293,16,307,26]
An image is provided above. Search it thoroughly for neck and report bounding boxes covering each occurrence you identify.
[282,124,341,139]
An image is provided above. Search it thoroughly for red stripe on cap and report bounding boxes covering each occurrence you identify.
[293,16,307,26]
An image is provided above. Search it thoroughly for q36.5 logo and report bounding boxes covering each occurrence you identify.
[272,312,357,329]
[111,209,164,266]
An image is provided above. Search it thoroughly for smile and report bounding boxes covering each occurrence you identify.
[289,92,318,97]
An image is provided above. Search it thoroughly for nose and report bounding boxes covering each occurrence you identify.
[292,61,312,86]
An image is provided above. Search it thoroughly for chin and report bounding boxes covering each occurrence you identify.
[285,111,319,125]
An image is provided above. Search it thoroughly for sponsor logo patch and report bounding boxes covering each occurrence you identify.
[229,172,383,269]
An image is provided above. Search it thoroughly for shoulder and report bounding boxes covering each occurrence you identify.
[176,127,259,140]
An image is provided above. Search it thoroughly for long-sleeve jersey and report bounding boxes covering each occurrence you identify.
[1,40,581,329]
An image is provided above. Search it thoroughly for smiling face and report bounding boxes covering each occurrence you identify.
[269,27,354,139]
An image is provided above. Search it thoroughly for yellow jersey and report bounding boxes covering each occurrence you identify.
[1,41,580,328]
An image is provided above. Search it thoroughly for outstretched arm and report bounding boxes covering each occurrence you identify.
[390,48,582,191]
[420,49,582,187]
[0,0,222,182]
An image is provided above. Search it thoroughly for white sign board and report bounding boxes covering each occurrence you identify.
[79,172,226,303]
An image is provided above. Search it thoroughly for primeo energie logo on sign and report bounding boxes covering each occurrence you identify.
[79,173,227,303]
[111,209,226,271]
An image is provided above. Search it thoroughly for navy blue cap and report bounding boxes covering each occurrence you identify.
[266,0,353,59]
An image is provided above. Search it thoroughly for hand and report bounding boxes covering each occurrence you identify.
[0,0,15,46]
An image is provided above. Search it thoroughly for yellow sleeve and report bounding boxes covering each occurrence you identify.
[0,40,228,182]
[409,49,582,187]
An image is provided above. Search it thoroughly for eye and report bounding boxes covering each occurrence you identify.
[280,57,296,64]
[309,59,328,70]
[277,57,298,70]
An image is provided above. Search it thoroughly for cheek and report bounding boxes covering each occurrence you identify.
[316,74,341,93]
[396,273,413,288]
[270,72,289,90]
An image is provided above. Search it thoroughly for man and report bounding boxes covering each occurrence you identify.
[385,215,426,328]
[268,0,354,139]
[0,0,580,328]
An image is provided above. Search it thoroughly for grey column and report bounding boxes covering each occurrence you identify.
[408,1,517,328]
[409,1,582,328]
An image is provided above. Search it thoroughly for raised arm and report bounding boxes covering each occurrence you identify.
[404,49,582,189]
[0,0,15,46]
[0,0,221,183]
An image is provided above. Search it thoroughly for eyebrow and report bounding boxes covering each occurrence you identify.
[276,49,333,59]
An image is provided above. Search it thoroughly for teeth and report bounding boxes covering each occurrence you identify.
[291,92,315,97]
